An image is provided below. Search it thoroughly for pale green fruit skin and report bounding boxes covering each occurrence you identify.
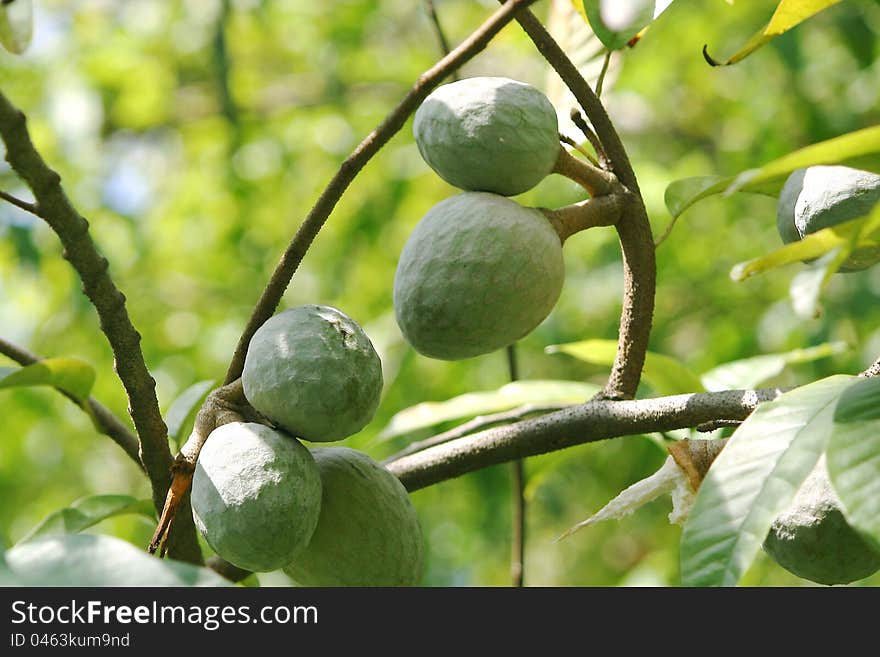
[283,447,423,587]
[191,422,322,573]
[393,192,565,360]
[777,165,880,272]
[242,305,383,442]
[414,76,560,197]
[763,458,880,585]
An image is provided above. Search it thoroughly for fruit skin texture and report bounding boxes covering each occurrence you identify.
[393,192,565,360]
[777,165,880,271]
[242,304,383,442]
[191,422,322,573]
[283,447,423,586]
[413,76,560,197]
[762,457,880,585]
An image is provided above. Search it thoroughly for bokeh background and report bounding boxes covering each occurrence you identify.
[2,0,880,586]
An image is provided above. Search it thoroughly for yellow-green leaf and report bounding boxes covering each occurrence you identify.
[0,0,33,55]
[0,357,96,402]
[704,0,842,66]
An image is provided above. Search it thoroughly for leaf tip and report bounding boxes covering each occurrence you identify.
[702,44,722,67]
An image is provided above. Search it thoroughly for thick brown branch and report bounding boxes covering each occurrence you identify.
[506,6,656,401]
[387,387,785,491]
[223,0,539,386]
[0,91,202,564]
[0,336,143,468]
[542,194,622,243]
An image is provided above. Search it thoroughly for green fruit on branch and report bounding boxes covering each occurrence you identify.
[283,447,423,586]
[762,457,880,585]
[777,165,880,271]
[413,76,560,196]
[191,422,322,572]
[393,192,565,360]
[242,304,383,442]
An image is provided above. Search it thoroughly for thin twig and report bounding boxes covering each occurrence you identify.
[506,344,525,588]
[559,133,599,166]
[0,189,37,214]
[569,109,608,169]
[506,6,657,402]
[387,387,787,492]
[223,0,539,387]
[382,402,571,464]
[0,336,143,467]
[424,0,459,82]
[0,91,202,564]
[594,49,612,98]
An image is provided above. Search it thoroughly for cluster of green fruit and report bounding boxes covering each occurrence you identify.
[190,305,423,586]
[394,76,576,360]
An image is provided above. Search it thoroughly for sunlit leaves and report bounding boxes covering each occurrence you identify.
[0,0,33,55]
[16,495,155,545]
[573,0,674,50]
[0,357,96,403]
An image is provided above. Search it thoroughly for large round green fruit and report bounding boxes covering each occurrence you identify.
[191,422,322,573]
[242,305,383,442]
[393,192,565,360]
[283,447,423,586]
[777,165,880,271]
[762,458,880,585]
[413,76,560,196]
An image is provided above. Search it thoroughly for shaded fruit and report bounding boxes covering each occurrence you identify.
[191,422,322,572]
[393,192,565,360]
[414,76,560,196]
[242,305,383,442]
[777,165,880,271]
[762,457,880,585]
[284,447,423,586]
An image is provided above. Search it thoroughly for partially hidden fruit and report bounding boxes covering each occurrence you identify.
[777,165,880,271]
[242,305,383,442]
[414,76,560,196]
[393,192,565,360]
[762,457,880,585]
[284,447,423,586]
[191,422,322,572]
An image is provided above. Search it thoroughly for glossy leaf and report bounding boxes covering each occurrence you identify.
[16,495,155,545]
[546,339,704,395]
[378,380,598,441]
[577,0,673,50]
[833,376,880,424]
[704,1,843,66]
[700,342,848,392]
[5,534,230,586]
[680,375,853,586]
[165,379,216,448]
[0,357,96,402]
[0,0,33,55]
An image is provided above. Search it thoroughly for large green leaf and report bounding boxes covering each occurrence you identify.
[5,533,229,586]
[165,379,216,448]
[575,1,674,50]
[546,339,703,395]
[703,0,843,66]
[826,378,880,547]
[16,495,155,545]
[680,375,853,586]
[700,342,848,392]
[378,379,598,441]
[0,0,33,54]
[0,357,96,402]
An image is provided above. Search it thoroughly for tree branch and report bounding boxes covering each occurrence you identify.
[0,91,202,564]
[222,0,540,386]
[387,387,785,491]
[0,189,37,214]
[0,336,143,467]
[505,6,656,401]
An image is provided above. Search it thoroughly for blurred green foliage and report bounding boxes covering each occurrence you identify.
[1,0,879,586]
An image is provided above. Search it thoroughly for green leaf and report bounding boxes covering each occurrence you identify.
[16,495,155,545]
[700,342,849,392]
[788,250,847,319]
[378,379,598,441]
[680,375,853,586]
[0,0,33,54]
[546,339,704,395]
[703,1,843,66]
[165,379,216,448]
[5,534,230,586]
[826,381,880,546]
[727,125,880,194]
[0,357,96,402]
[729,228,850,282]
[664,175,734,220]
[833,376,880,424]
[575,1,673,50]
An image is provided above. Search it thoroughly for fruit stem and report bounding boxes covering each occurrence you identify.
[552,146,617,197]
[542,194,622,243]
